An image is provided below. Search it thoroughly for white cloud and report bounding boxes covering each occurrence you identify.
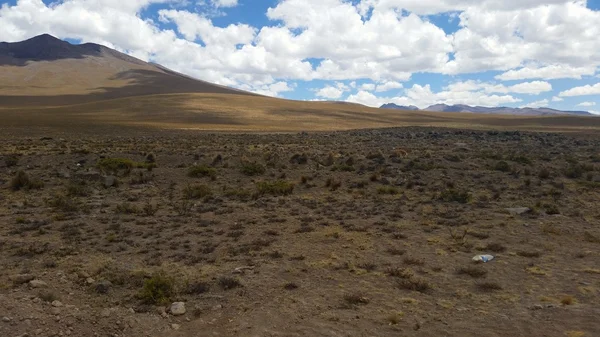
[358,0,573,15]
[496,65,597,81]
[360,83,376,91]
[375,81,403,92]
[211,0,238,8]
[444,80,551,95]
[241,81,294,97]
[520,99,549,108]
[315,85,345,99]
[559,83,600,97]
[577,101,597,107]
[551,96,563,102]
[347,83,521,108]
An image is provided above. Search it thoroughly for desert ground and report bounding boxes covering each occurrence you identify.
[1,125,600,337]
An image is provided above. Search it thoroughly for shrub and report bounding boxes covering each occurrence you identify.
[183,184,212,200]
[538,167,551,179]
[66,180,89,197]
[325,178,341,191]
[240,162,265,176]
[439,189,471,203]
[10,171,44,191]
[255,180,294,196]
[187,165,217,179]
[456,266,487,278]
[377,186,399,195]
[139,272,174,305]
[494,161,511,172]
[97,158,153,175]
[115,202,140,214]
[4,154,19,167]
[218,276,242,290]
[47,194,79,213]
[476,282,502,292]
[343,293,370,306]
[397,277,431,293]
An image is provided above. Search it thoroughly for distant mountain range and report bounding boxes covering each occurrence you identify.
[380,103,593,116]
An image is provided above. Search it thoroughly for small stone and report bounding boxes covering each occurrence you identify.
[104,176,116,188]
[212,304,223,311]
[51,308,61,315]
[85,278,95,285]
[531,304,543,310]
[29,280,48,288]
[52,301,63,307]
[170,302,186,316]
[10,274,35,284]
[171,324,180,330]
[100,309,111,318]
[77,271,90,279]
[94,280,112,294]
[2,316,11,322]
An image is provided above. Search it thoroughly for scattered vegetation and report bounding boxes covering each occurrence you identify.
[10,170,44,191]
[138,272,174,305]
[187,165,217,179]
[255,180,294,196]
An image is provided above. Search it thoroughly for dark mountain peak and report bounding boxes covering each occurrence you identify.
[0,33,103,66]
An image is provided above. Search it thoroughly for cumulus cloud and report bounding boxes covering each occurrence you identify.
[496,65,597,81]
[559,83,600,97]
[0,0,599,102]
[347,83,521,108]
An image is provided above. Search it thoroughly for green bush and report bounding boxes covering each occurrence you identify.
[138,272,174,305]
[377,186,399,195]
[256,180,294,196]
[187,165,217,179]
[240,162,266,176]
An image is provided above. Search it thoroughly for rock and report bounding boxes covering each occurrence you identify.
[170,302,186,316]
[104,176,116,188]
[29,280,48,288]
[85,278,95,285]
[171,324,180,330]
[77,271,90,279]
[2,316,11,322]
[10,274,35,284]
[506,207,531,216]
[94,280,112,294]
[531,304,543,310]
[100,309,111,318]
[51,308,61,315]
[51,301,63,307]
[212,304,223,311]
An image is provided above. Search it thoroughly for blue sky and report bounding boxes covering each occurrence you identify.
[1,0,599,112]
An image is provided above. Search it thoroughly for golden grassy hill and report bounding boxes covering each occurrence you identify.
[1,34,599,133]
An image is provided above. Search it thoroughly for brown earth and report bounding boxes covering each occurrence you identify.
[1,126,600,337]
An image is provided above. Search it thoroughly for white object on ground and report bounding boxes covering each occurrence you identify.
[472,255,494,263]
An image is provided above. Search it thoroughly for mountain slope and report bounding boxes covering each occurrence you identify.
[0,34,252,107]
[380,103,592,116]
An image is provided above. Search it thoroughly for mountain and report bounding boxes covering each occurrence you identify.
[380,103,419,110]
[0,34,252,107]
[380,103,592,116]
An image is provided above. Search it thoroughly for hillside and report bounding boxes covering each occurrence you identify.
[0,34,252,107]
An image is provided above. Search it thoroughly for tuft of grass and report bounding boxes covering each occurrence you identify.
[10,171,44,191]
[476,281,502,292]
[325,178,342,191]
[255,180,294,197]
[284,282,299,290]
[517,250,541,258]
[240,161,266,176]
[47,194,79,213]
[494,161,511,172]
[97,158,154,175]
[386,267,414,279]
[583,231,600,243]
[37,290,58,303]
[138,272,174,305]
[386,248,406,256]
[343,293,370,306]
[456,266,488,278]
[187,165,217,180]
[115,202,140,214]
[218,276,242,290]
[397,277,431,293]
[485,242,506,253]
[403,257,425,266]
[183,184,212,200]
[439,189,471,204]
[66,180,89,197]
[4,154,19,167]
[185,281,210,295]
[560,295,576,306]
[377,186,400,195]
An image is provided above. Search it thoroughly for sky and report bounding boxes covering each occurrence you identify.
[1,0,600,113]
